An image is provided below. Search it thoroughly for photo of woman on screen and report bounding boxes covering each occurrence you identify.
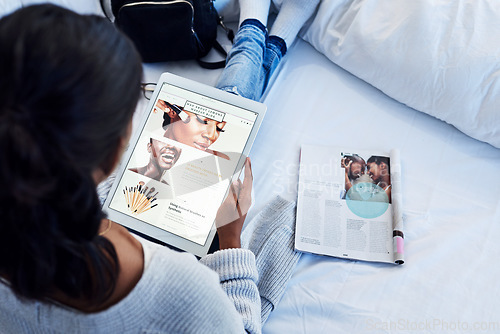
[129,138,182,183]
[155,99,230,160]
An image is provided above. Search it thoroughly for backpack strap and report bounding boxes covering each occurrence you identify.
[197,15,234,69]
[197,40,227,69]
[217,16,235,43]
[99,0,113,21]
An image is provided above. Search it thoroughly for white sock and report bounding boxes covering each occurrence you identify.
[238,0,272,27]
[269,0,320,47]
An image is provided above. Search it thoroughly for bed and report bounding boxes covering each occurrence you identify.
[2,0,500,333]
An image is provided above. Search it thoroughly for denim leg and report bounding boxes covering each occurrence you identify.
[261,35,287,94]
[216,19,267,101]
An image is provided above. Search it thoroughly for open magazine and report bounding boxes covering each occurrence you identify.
[295,144,404,265]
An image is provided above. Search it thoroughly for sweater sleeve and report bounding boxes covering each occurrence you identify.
[200,248,261,334]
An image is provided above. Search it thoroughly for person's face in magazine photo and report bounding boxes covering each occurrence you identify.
[158,100,227,152]
[349,161,365,181]
[366,156,391,192]
[367,162,381,182]
[342,155,366,182]
[367,158,390,184]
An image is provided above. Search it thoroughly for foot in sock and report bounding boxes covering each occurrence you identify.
[269,0,321,48]
[238,0,272,27]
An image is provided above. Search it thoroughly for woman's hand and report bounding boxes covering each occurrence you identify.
[342,158,352,172]
[215,158,253,249]
[155,99,173,114]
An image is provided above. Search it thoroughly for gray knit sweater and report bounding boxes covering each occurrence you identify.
[0,196,299,334]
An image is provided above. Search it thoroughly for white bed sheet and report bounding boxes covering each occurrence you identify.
[142,39,500,333]
[251,42,500,333]
[251,39,500,334]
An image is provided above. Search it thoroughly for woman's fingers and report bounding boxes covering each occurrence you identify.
[243,157,252,189]
[155,100,174,115]
[238,158,253,214]
[156,99,166,108]
[214,158,253,227]
[214,158,254,249]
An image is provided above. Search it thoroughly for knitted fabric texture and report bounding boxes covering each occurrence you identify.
[0,240,261,333]
[242,195,302,324]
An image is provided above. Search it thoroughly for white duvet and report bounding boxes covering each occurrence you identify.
[298,0,500,148]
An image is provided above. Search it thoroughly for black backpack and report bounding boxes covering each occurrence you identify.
[100,0,233,68]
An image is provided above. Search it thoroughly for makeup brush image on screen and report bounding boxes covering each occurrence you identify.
[124,183,158,215]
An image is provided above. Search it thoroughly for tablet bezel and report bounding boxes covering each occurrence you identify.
[102,72,266,257]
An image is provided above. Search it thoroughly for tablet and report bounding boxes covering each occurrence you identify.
[103,73,266,257]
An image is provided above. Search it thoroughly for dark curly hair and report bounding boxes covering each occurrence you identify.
[367,155,391,175]
[0,4,142,306]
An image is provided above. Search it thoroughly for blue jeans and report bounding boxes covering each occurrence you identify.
[216,19,287,101]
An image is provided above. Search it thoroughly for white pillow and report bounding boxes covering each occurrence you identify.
[299,0,500,148]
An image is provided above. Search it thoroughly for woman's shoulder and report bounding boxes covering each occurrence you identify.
[119,238,245,332]
[142,238,218,283]
[130,236,223,303]
[0,235,245,333]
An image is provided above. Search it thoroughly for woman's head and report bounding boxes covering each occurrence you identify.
[162,105,226,151]
[0,4,142,303]
[346,154,366,180]
[0,4,142,179]
[367,156,390,183]
[148,138,182,173]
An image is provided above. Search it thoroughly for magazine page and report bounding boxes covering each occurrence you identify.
[295,144,404,264]
[108,83,257,246]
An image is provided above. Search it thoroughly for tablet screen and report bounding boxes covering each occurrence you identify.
[107,82,258,246]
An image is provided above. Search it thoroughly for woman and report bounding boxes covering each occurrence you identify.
[0,4,258,333]
[367,155,392,203]
[129,138,182,183]
[156,99,229,159]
